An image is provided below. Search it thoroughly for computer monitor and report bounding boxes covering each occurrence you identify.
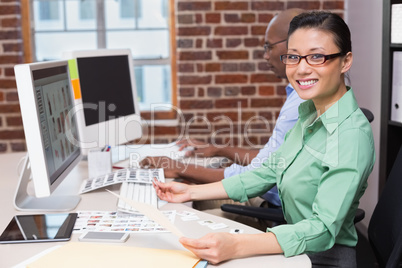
[14,60,82,211]
[62,49,142,152]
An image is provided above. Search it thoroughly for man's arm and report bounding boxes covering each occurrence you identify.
[211,147,259,166]
[140,156,225,184]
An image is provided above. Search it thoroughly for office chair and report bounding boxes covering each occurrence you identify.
[367,145,402,268]
[221,107,374,226]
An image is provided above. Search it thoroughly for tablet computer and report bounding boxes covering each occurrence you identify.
[0,213,77,244]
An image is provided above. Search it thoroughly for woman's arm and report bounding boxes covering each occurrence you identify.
[180,232,283,264]
[153,180,229,203]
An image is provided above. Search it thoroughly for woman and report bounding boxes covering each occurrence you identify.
[153,11,375,267]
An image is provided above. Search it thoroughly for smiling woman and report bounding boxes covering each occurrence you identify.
[151,11,375,267]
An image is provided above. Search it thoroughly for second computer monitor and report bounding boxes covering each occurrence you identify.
[63,49,142,151]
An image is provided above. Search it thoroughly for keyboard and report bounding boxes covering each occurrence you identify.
[79,168,165,211]
[117,168,165,212]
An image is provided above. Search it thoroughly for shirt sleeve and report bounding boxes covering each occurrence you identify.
[268,128,375,257]
[222,156,279,203]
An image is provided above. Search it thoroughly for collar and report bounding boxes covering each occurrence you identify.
[298,87,359,134]
[285,83,295,97]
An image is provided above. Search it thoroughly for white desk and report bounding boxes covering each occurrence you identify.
[0,152,311,268]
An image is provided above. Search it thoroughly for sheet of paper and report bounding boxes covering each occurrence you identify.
[106,190,184,238]
[26,242,200,268]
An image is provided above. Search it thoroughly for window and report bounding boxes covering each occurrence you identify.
[29,0,175,111]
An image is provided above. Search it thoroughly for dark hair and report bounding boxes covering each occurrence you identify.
[288,11,352,54]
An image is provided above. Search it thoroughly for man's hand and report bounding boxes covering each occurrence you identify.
[176,139,218,158]
[139,156,182,178]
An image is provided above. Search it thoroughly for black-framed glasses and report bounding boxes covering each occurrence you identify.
[263,39,287,52]
[280,53,345,65]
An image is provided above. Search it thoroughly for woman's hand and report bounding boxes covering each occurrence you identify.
[152,180,191,203]
[180,232,283,265]
[179,233,239,264]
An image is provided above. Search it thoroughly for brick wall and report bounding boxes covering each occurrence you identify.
[0,0,24,153]
[0,0,344,153]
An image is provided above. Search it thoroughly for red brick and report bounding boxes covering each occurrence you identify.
[196,39,203,48]
[241,86,256,95]
[178,63,194,73]
[0,30,20,40]
[178,2,211,11]
[0,91,3,101]
[222,63,238,72]
[215,99,248,108]
[250,74,282,83]
[0,5,20,15]
[324,1,344,9]
[226,38,242,48]
[215,1,249,10]
[251,98,284,108]
[259,86,274,96]
[206,13,221,23]
[0,143,7,152]
[149,126,178,135]
[241,112,257,121]
[216,74,248,84]
[7,116,22,126]
[287,1,321,10]
[198,88,205,97]
[258,14,274,23]
[259,111,273,121]
[277,85,287,96]
[180,100,213,110]
[225,87,240,96]
[0,55,22,64]
[0,129,25,139]
[207,112,239,122]
[6,91,18,101]
[179,75,212,85]
[5,67,15,76]
[11,142,26,152]
[239,63,255,72]
[179,51,212,61]
[244,38,259,47]
[251,2,284,10]
[224,14,240,23]
[178,27,211,36]
[258,61,270,71]
[177,39,193,48]
[178,14,195,24]
[207,87,222,97]
[195,14,203,24]
[196,64,203,72]
[241,13,256,23]
[205,63,221,72]
[251,25,267,36]
[179,87,195,97]
[0,79,16,89]
[216,51,248,60]
[215,26,248,36]
[1,17,19,28]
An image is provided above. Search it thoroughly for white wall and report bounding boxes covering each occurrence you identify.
[345,0,383,229]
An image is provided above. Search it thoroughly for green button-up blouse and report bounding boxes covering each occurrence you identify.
[222,88,375,257]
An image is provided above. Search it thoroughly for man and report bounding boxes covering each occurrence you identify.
[141,8,304,229]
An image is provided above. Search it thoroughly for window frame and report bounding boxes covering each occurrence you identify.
[21,0,177,120]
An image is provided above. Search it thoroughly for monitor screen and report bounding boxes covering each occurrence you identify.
[63,49,142,150]
[77,55,136,127]
[32,65,80,185]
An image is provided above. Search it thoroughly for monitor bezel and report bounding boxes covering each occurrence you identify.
[15,60,82,198]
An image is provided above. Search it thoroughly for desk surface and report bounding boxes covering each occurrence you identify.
[0,152,311,268]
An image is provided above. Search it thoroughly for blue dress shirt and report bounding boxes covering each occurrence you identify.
[223,84,304,206]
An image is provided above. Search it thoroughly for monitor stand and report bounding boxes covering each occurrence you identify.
[14,154,81,212]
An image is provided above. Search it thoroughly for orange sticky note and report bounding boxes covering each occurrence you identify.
[71,79,81,100]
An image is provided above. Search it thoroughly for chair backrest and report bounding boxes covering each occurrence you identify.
[368,145,402,268]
